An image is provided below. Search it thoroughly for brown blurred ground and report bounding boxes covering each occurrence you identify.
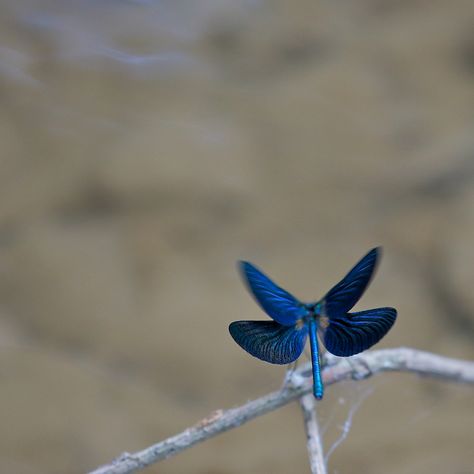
[0,1,473,473]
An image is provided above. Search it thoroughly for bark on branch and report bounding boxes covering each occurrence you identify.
[299,393,327,474]
[89,347,474,474]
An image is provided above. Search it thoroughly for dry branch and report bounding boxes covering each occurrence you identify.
[89,347,474,474]
[299,393,327,474]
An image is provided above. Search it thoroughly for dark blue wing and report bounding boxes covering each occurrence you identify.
[239,261,307,326]
[320,307,397,357]
[324,248,380,318]
[229,320,308,364]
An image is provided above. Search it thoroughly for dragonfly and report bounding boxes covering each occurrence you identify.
[229,247,397,399]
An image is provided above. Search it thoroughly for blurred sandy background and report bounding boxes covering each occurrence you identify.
[0,1,473,473]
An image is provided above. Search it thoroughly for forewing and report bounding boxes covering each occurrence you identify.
[324,248,380,317]
[229,320,308,364]
[239,261,307,326]
[320,307,397,357]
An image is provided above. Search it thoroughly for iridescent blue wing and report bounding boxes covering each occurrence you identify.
[324,248,380,318]
[239,261,307,326]
[229,320,308,364]
[319,307,397,357]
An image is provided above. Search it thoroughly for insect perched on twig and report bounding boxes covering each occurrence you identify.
[229,248,397,399]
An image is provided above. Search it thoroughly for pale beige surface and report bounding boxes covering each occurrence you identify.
[0,1,473,473]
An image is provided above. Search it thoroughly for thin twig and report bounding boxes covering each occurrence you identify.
[89,347,474,474]
[299,394,327,474]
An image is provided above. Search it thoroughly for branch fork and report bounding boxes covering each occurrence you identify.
[89,347,474,474]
